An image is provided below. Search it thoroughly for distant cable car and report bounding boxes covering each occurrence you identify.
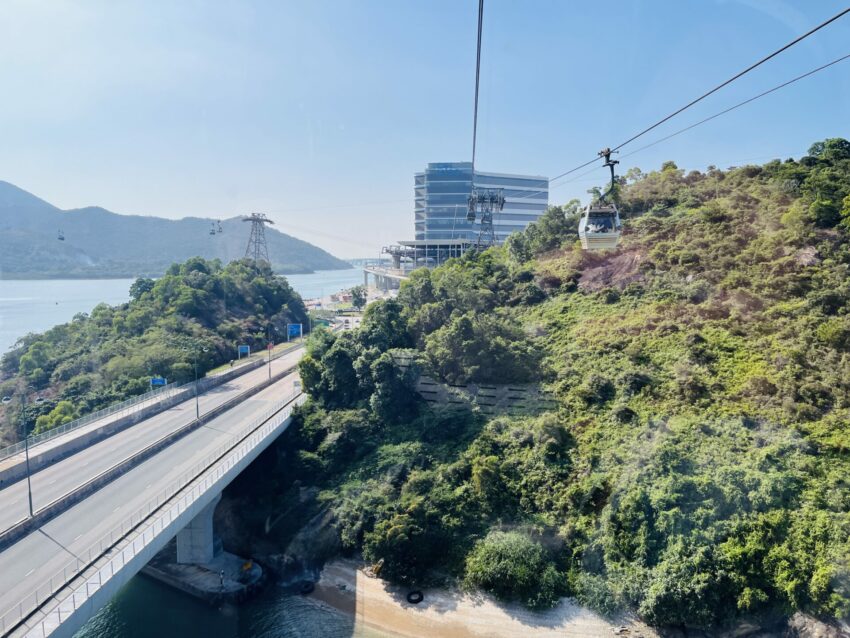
[209,222,217,236]
[578,148,622,250]
[217,220,223,234]
[57,229,65,241]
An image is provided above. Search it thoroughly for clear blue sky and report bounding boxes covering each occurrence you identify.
[1,0,848,257]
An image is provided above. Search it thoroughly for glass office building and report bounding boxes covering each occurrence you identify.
[414,162,548,243]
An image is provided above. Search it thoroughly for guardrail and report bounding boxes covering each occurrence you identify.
[0,384,182,463]
[0,360,302,549]
[0,343,302,464]
[0,391,306,636]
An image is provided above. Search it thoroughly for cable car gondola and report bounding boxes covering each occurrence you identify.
[209,222,217,236]
[57,229,65,241]
[217,220,223,233]
[578,148,622,250]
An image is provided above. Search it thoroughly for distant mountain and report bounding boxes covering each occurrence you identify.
[0,181,350,278]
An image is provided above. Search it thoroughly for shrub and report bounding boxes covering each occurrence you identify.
[575,374,616,405]
[464,530,564,609]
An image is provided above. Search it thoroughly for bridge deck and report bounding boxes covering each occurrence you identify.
[0,355,303,636]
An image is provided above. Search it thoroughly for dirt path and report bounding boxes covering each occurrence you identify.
[309,559,658,638]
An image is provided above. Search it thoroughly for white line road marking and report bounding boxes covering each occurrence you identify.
[74,534,82,541]
[25,568,35,577]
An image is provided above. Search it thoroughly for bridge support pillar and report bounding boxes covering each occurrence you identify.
[176,492,222,565]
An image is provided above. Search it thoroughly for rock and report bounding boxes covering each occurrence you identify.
[785,613,848,638]
[284,507,341,567]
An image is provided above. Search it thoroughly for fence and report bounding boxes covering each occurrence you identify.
[0,343,302,464]
[0,391,306,637]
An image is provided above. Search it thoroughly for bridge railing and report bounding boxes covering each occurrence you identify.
[0,383,184,463]
[0,390,306,636]
[0,343,302,464]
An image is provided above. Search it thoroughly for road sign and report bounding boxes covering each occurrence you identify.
[267,342,274,350]
[237,344,250,358]
[287,323,303,341]
[150,377,167,387]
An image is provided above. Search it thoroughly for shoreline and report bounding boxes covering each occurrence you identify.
[306,559,658,638]
[0,266,355,282]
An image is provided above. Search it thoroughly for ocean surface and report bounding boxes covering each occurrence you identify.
[0,268,364,354]
[75,576,388,638]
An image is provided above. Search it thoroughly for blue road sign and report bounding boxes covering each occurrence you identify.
[150,377,167,387]
[287,323,303,339]
[238,344,250,356]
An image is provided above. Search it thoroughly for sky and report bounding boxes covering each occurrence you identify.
[1,0,848,258]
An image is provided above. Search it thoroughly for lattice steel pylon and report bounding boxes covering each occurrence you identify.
[243,213,274,263]
[466,188,505,250]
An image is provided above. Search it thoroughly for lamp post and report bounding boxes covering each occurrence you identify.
[191,347,208,421]
[19,388,35,518]
[267,325,273,380]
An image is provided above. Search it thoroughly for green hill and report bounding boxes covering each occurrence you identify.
[0,258,307,445]
[0,181,350,277]
[230,138,850,631]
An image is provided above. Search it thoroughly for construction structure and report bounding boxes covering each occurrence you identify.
[243,213,273,263]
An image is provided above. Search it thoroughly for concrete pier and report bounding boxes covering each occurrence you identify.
[144,540,264,604]
[177,493,222,564]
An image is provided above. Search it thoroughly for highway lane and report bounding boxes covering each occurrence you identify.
[0,347,304,534]
[0,370,302,628]
[0,385,184,476]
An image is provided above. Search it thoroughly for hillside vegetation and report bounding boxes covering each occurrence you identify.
[232,138,850,630]
[0,258,307,445]
[0,181,350,277]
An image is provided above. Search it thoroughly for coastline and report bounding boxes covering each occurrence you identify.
[306,559,658,638]
[0,265,354,281]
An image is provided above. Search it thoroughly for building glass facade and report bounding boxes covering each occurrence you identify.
[414,162,548,243]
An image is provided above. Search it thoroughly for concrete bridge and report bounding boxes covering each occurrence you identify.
[0,348,306,637]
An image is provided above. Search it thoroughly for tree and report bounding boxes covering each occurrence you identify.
[506,202,581,262]
[808,138,850,162]
[350,285,367,310]
[808,196,840,228]
[839,193,850,230]
[319,338,362,408]
[424,312,541,384]
[360,299,411,350]
[369,352,418,424]
[129,277,155,301]
[34,400,76,433]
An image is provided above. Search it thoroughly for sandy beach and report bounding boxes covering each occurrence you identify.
[306,559,659,638]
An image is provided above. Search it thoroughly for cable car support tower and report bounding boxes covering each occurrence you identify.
[243,213,273,263]
[464,0,505,252]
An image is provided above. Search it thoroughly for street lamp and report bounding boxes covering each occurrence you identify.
[267,326,273,380]
[190,347,209,421]
[19,387,36,518]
